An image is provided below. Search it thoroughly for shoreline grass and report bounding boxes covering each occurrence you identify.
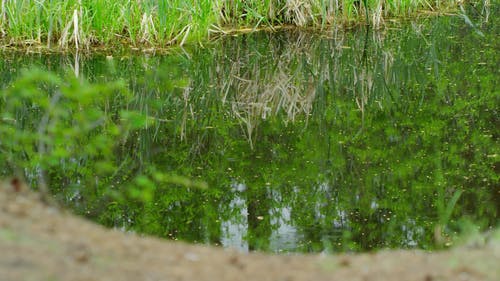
[0,0,481,51]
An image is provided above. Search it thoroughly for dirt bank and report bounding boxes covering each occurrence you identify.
[0,179,498,281]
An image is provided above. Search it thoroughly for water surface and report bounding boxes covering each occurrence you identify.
[1,5,498,253]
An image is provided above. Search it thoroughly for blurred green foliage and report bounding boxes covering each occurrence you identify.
[0,69,127,187]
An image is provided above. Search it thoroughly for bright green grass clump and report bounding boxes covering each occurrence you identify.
[0,0,463,50]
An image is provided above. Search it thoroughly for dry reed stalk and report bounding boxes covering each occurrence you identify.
[372,0,385,29]
[285,0,313,26]
[140,12,157,44]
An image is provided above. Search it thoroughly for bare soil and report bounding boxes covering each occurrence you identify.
[1,179,498,281]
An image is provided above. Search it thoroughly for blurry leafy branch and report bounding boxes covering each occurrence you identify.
[0,69,206,210]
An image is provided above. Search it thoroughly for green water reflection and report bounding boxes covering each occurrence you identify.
[1,5,498,253]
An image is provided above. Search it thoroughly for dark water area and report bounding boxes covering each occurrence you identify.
[1,5,498,253]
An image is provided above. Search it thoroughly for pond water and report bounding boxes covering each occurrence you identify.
[1,5,498,253]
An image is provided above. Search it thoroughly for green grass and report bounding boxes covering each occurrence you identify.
[0,0,470,50]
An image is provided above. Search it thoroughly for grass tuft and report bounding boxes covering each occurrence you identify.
[0,0,474,50]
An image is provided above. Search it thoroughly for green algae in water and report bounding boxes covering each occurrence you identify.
[0,5,498,253]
